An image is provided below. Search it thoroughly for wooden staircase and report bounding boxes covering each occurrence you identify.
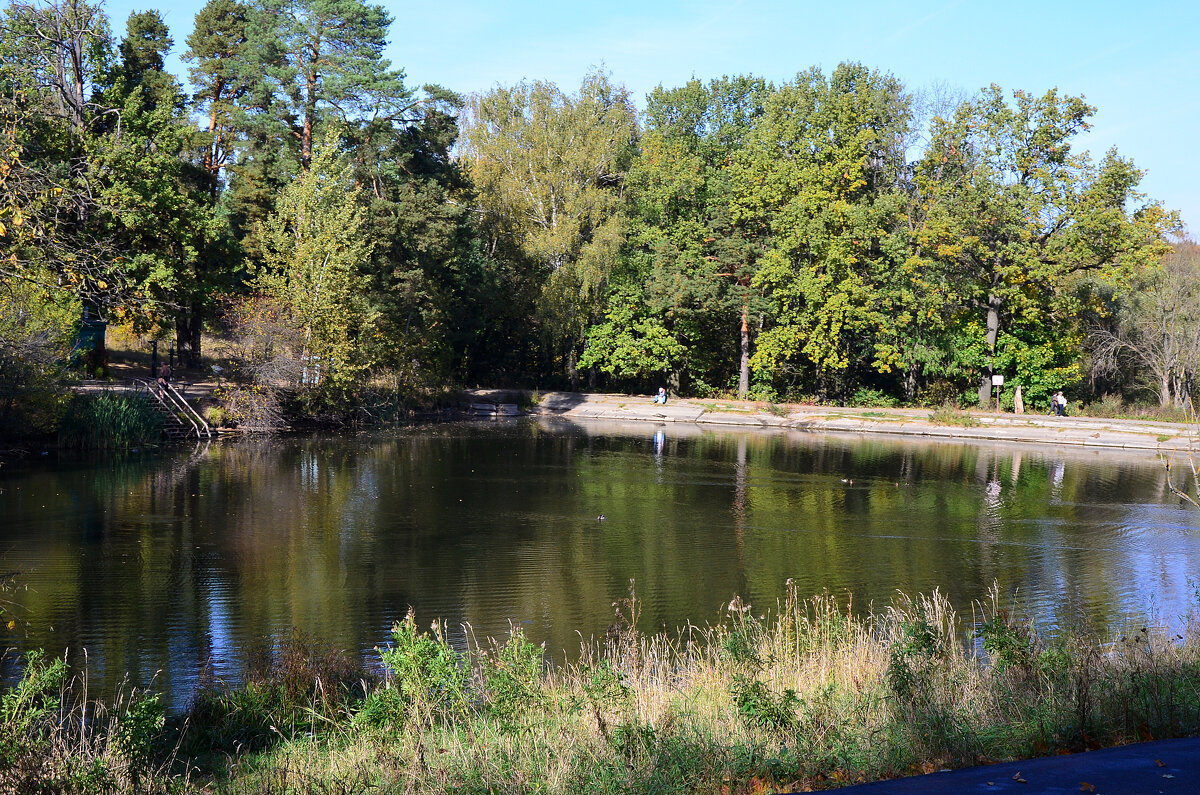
[134,379,213,441]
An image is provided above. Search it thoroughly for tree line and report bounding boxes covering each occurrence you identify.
[0,0,1192,431]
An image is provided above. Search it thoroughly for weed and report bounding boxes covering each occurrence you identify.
[929,405,982,427]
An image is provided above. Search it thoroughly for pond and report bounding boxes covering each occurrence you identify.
[3,417,1199,707]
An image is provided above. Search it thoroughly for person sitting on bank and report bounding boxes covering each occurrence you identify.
[157,361,172,398]
[654,387,667,405]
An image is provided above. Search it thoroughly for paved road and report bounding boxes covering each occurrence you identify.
[829,738,1200,794]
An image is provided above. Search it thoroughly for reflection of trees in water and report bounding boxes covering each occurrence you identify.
[2,426,1198,704]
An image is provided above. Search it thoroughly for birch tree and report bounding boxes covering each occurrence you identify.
[256,132,373,392]
[460,70,637,385]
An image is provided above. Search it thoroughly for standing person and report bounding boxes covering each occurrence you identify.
[157,361,172,398]
[1056,391,1068,417]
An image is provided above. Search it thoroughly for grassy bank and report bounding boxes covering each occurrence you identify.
[5,584,1200,793]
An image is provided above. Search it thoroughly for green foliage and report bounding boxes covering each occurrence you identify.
[732,64,910,387]
[976,615,1036,673]
[0,0,1185,422]
[0,275,79,436]
[730,675,799,732]
[255,131,375,399]
[378,611,469,721]
[580,292,686,380]
[850,387,899,408]
[887,619,944,699]
[113,693,164,772]
[910,86,1176,406]
[462,70,638,379]
[57,391,164,449]
[480,629,545,722]
[0,650,68,753]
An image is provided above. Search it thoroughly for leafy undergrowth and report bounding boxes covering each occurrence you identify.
[6,585,1200,793]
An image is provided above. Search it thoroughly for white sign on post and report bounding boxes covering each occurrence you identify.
[991,374,1005,387]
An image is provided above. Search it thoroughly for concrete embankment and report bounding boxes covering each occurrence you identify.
[463,390,1197,454]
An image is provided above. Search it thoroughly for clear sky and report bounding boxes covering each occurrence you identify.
[110,0,1199,233]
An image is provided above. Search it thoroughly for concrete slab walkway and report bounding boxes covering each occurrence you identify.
[493,390,1199,454]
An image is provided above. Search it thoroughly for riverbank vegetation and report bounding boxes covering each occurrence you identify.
[56,391,164,449]
[0,0,1194,441]
[5,584,1200,793]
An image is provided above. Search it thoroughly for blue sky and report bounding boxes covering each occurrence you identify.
[111,0,1198,232]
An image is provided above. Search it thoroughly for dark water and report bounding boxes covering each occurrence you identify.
[3,418,1200,707]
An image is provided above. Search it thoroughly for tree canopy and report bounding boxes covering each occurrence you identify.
[0,0,1183,428]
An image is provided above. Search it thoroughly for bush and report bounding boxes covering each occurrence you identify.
[378,610,469,723]
[186,629,368,753]
[480,628,545,723]
[919,379,964,408]
[850,387,899,408]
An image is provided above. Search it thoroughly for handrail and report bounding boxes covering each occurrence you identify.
[134,378,212,439]
[166,382,212,438]
[140,378,201,438]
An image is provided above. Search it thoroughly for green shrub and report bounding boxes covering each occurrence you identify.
[850,387,899,408]
[114,693,165,773]
[730,675,799,732]
[378,610,469,721]
[0,650,68,757]
[202,404,228,427]
[976,614,1036,673]
[887,619,944,698]
[480,628,545,724]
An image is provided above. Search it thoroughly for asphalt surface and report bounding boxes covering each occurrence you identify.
[830,738,1200,794]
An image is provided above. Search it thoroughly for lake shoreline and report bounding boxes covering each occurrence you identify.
[460,389,1198,454]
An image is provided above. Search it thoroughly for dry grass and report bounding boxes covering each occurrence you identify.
[8,583,1200,793]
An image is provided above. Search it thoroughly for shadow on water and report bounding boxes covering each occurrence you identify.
[2,419,1199,707]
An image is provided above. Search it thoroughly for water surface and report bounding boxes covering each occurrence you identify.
[2,418,1198,706]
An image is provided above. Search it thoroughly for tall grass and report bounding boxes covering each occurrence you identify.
[7,584,1200,793]
[0,650,181,794]
[58,391,164,449]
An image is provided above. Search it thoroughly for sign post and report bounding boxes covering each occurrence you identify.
[991,374,1005,412]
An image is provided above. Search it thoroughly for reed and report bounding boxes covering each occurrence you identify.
[57,391,164,449]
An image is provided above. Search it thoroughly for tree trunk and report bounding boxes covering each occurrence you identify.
[902,364,918,403]
[1161,370,1171,407]
[175,302,203,369]
[302,60,317,169]
[567,346,579,391]
[738,304,750,400]
[978,294,1001,407]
